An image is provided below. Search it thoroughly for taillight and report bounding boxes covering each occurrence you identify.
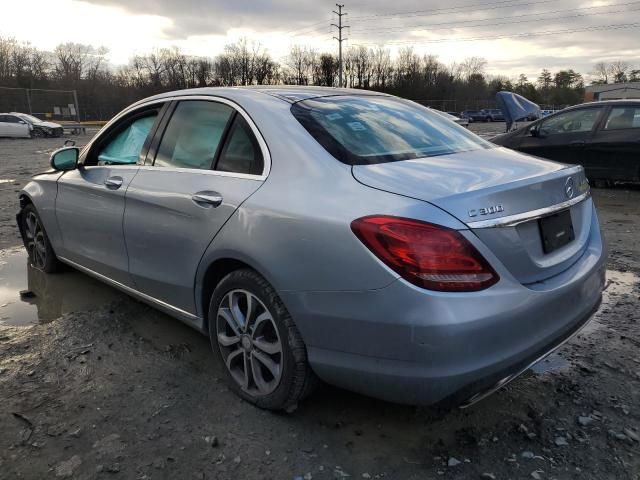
[351,215,499,292]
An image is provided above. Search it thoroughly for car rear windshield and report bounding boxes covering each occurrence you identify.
[291,96,492,165]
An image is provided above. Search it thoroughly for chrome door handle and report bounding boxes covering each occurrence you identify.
[192,192,223,208]
[104,176,123,189]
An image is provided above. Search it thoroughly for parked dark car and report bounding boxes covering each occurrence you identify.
[492,100,640,184]
[461,110,489,122]
[482,109,505,122]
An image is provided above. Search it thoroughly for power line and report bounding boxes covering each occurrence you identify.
[283,19,334,36]
[348,0,561,20]
[350,1,640,34]
[351,21,640,45]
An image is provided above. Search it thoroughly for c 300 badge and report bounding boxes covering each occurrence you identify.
[468,204,504,217]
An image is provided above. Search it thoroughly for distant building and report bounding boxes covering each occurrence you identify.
[584,82,640,102]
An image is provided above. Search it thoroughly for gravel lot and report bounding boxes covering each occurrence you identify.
[0,130,639,480]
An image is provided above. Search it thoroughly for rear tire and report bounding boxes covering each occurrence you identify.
[208,269,317,410]
[20,204,60,273]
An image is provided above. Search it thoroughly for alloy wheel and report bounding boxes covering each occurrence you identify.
[24,212,47,270]
[216,289,283,396]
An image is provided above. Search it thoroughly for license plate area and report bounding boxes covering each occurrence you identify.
[538,209,575,254]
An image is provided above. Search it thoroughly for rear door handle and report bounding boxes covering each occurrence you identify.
[104,176,123,189]
[569,141,586,148]
[192,192,223,208]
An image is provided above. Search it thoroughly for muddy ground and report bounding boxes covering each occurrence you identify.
[0,130,639,480]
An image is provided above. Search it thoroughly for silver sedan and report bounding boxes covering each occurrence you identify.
[17,87,606,410]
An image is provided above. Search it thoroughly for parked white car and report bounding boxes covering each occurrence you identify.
[13,113,63,137]
[0,113,31,138]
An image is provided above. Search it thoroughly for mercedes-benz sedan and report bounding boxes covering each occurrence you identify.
[17,87,606,410]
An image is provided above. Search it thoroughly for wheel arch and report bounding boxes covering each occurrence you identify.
[16,192,35,242]
[196,254,279,334]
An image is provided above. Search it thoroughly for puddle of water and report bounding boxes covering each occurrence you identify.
[529,352,570,374]
[0,248,124,327]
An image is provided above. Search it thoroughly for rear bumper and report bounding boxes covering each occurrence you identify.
[281,215,606,406]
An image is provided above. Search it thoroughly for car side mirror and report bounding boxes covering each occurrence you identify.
[531,126,546,138]
[18,120,26,124]
[50,147,79,171]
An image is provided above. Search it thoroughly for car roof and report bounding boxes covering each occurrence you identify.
[131,86,389,109]
[564,99,640,111]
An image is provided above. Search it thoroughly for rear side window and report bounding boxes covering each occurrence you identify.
[291,96,492,165]
[604,106,640,130]
[215,116,264,175]
[155,100,233,170]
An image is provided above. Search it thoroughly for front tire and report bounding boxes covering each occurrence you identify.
[209,269,317,410]
[21,204,60,273]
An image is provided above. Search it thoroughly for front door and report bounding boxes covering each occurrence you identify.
[123,99,266,314]
[517,106,604,166]
[55,105,164,285]
[0,115,29,138]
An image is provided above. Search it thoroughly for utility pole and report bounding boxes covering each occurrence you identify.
[332,4,348,88]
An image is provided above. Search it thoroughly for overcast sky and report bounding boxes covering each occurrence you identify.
[2,0,639,79]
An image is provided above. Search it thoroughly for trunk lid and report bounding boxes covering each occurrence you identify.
[352,147,592,284]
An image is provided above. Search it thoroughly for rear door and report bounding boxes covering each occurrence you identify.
[55,103,166,285]
[588,104,640,181]
[517,106,604,165]
[123,97,267,315]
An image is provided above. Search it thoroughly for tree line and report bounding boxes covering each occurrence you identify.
[1,36,636,120]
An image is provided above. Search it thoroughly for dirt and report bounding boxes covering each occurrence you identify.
[1,133,639,480]
[0,133,96,250]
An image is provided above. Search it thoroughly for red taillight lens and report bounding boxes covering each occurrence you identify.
[351,215,499,292]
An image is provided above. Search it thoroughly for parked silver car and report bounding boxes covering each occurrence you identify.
[17,87,606,410]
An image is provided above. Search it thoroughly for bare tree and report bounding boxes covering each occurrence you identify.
[53,43,107,86]
[371,46,392,89]
[610,60,629,83]
[459,56,487,80]
[592,62,610,84]
[315,53,337,86]
[286,45,315,85]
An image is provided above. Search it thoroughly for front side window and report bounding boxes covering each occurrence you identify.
[292,96,492,165]
[604,106,640,130]
[539,108,602,136]
[95,111,159,165]
[17,114,42,124]
[155,101,233,170]
[215,116,264,175]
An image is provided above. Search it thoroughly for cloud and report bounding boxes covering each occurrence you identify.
[7,0,640,75]
[84,0,331,37]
